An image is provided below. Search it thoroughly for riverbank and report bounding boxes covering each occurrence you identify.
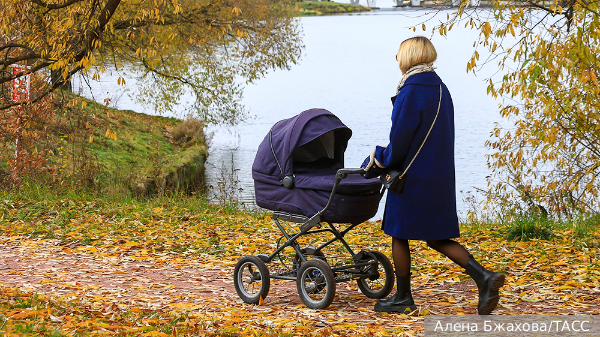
[0,189,598,335]
[295,1,371,16]
[1,92,207,196]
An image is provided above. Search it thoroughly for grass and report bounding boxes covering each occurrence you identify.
[501,213,555,241]
[56,92,207,194]
[0,183,270,259]
[2,91,207,196]
[295,1,371,16]
[460,211,599,246]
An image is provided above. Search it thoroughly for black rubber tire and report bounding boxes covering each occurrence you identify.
[296,259,336,309]
[234,255,270,304]
[357,251,394,299]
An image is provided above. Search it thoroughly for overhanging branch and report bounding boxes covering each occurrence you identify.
[30,0,85,10]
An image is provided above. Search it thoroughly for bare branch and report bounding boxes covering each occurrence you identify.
[0,43,34,53]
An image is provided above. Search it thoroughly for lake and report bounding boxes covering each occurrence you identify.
[74,7,506,219]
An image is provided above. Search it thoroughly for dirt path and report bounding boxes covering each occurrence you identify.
[1,236,598,335]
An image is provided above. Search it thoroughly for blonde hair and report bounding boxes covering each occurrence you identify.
[396,36,437,74]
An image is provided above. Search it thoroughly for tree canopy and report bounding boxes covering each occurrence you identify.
[428,0,600,217]
[0,0,303,124]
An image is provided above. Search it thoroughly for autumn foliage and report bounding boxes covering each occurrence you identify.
[431,0,600,217]
[0,0,303,124]
[0,95,55,186]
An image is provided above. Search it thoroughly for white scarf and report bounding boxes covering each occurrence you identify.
[396,63,435,95]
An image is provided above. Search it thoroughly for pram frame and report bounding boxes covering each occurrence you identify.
[259,168,376,272]
[234,168,394,309]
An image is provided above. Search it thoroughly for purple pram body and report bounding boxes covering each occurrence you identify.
[252,109,382,224]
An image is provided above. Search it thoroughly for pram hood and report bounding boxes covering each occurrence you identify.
[252,108,352,186]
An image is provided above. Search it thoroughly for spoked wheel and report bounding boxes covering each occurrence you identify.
[234,256,270,304]
[296,259,336,309]
[356,251,394,299]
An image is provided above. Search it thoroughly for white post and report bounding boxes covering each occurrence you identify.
[411,0,420,6]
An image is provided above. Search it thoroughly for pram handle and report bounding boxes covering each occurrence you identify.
[335,168,366,179]
[316,168,367,218]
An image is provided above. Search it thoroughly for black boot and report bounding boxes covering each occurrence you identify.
[374,274,417,313]
[465,257,506,315]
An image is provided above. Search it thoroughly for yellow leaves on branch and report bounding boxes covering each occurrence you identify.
[591,70,599,86]
[1,0,303,125]
[466,56,477,73]
[507,23,515,37]
[481,21,492,39]
[439,0,600,215]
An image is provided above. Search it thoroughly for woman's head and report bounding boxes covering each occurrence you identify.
[396,36,437,74]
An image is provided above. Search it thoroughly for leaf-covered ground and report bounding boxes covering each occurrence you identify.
[0,196,599,336]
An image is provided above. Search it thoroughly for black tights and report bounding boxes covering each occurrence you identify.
[392,238,472,278]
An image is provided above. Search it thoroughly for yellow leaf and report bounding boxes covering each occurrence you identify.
[11,311,40,319]
[170,302,202,309]
[123,241,139,247]
[482,21,491,39]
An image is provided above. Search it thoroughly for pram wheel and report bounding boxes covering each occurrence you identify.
[296,259,336,309]
[356,251,394,299]
[234,256,270,304]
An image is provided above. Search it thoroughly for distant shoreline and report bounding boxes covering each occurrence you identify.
[295,1,372,16]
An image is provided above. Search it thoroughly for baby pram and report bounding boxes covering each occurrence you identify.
[233,108,394,309]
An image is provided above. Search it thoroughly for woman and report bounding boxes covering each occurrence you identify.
[362,36,505,315]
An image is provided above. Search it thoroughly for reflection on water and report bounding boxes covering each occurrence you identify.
[74,9,508,220]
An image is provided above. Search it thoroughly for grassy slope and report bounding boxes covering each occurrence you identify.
[295,1,371,16]
[47,93,206,194]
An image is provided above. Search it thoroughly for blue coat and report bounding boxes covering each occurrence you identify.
[371,72,459,240]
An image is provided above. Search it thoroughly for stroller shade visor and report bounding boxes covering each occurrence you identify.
[252,109,352,185]
[293,130,335,163]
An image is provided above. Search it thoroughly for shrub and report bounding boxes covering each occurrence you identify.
[172,118,205,148]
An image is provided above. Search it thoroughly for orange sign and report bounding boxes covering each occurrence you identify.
[11,65,31,102]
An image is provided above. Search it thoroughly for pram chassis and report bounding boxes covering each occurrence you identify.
[234,168,394,309]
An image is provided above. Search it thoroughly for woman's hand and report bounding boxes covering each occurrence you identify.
[362,148,377,171]
[361,148,385,178]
